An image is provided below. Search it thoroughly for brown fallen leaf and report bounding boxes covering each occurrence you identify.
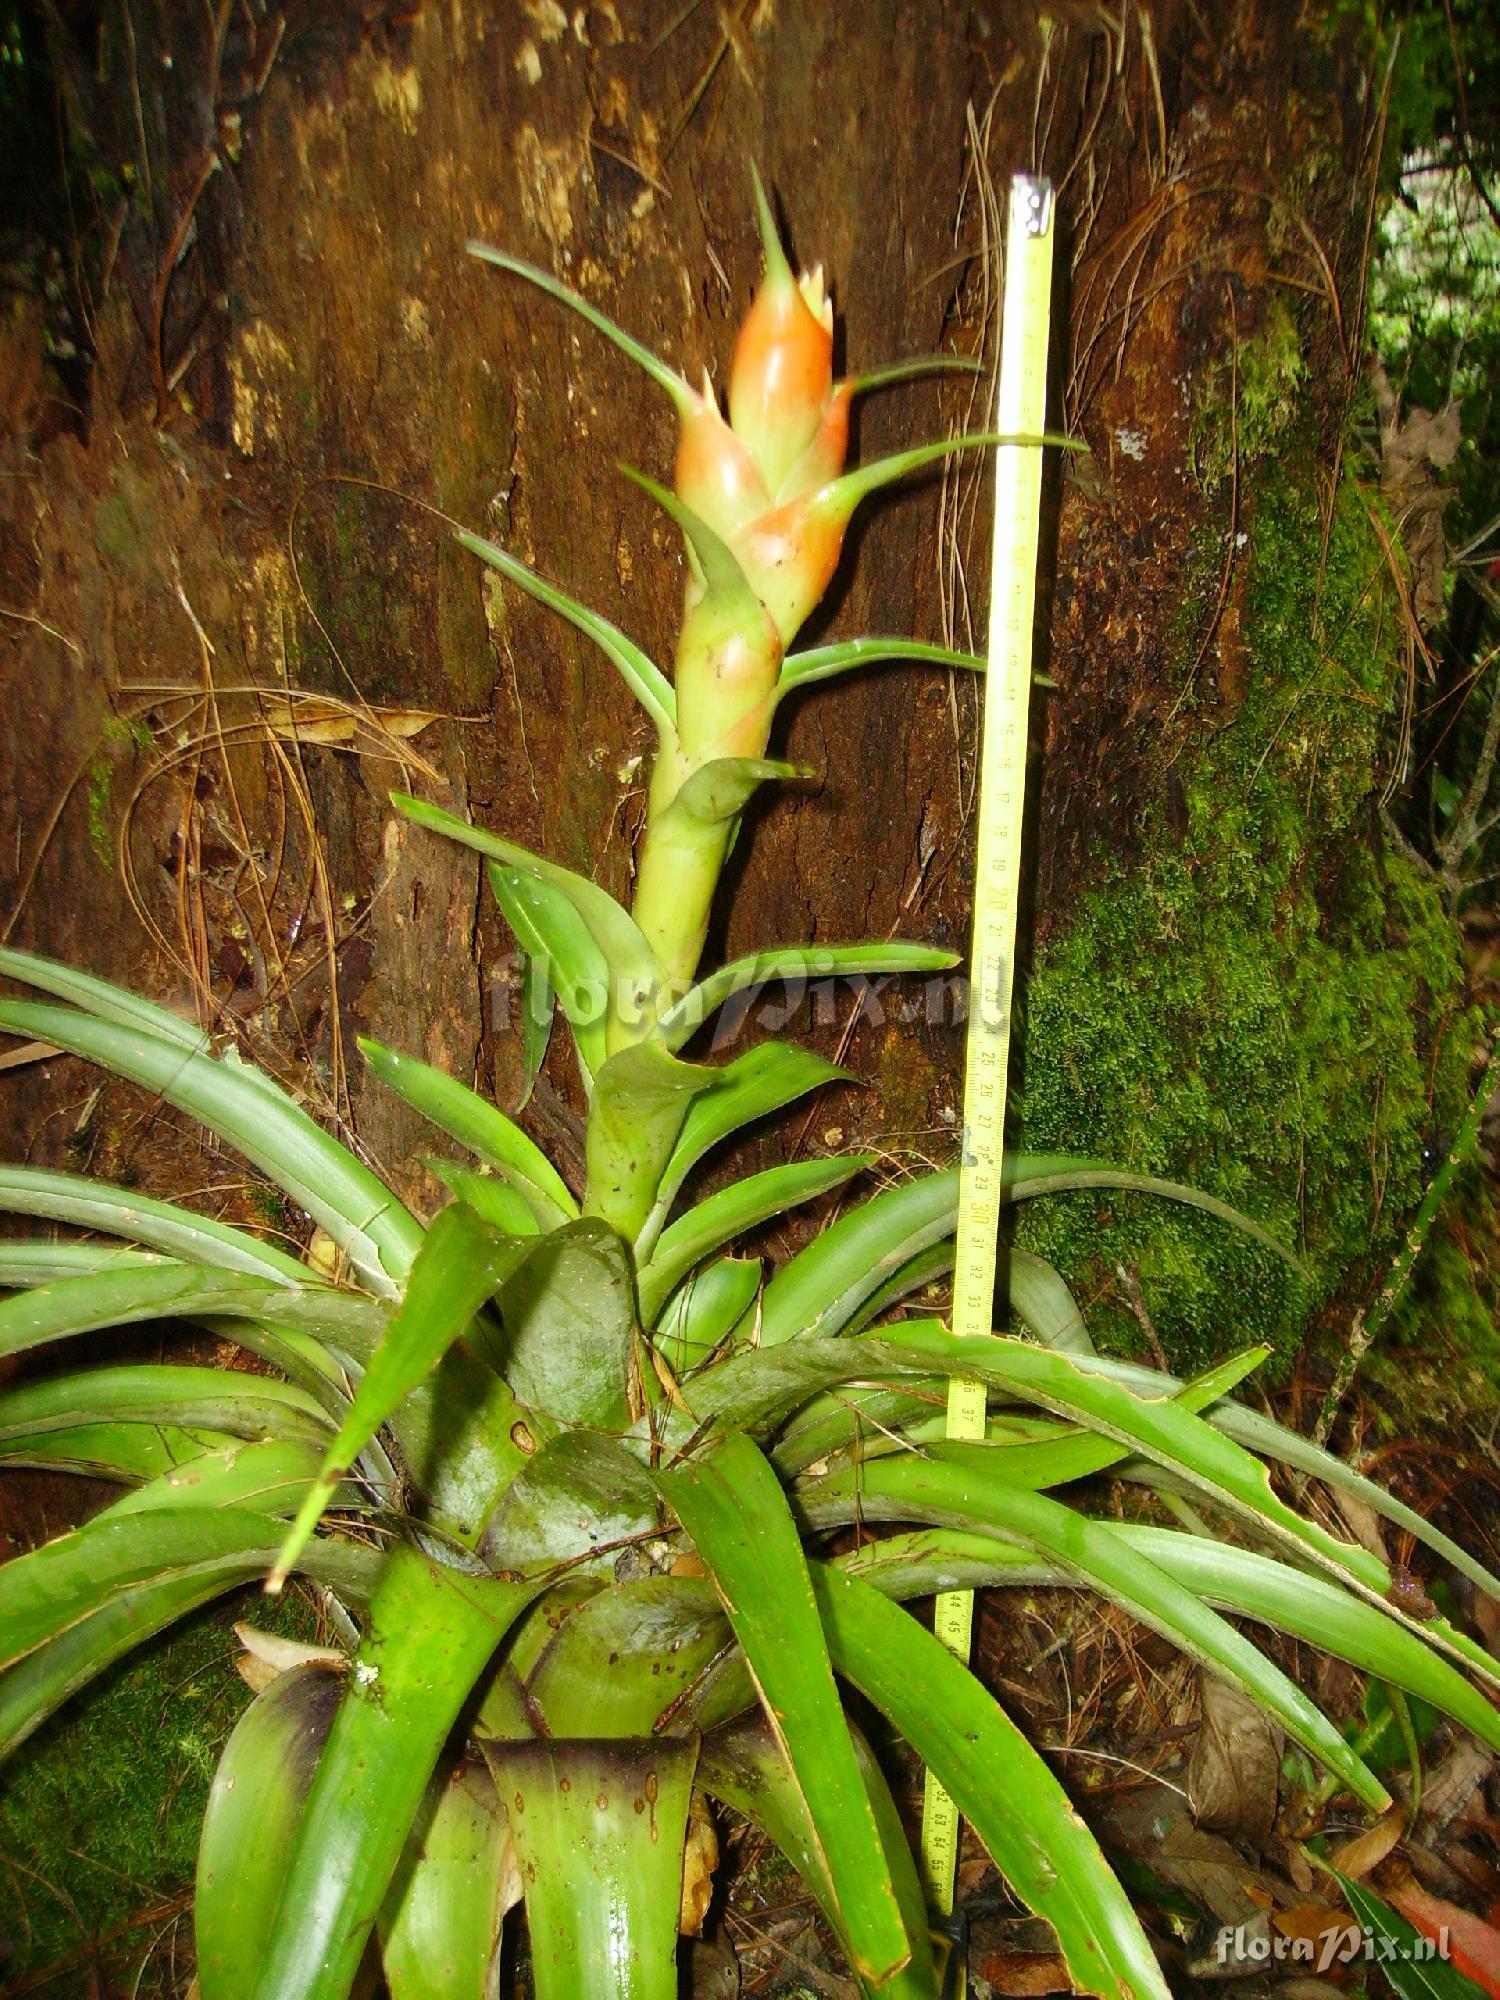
[1272,1899,1359,1959]
[1383,1862,1500,1996]
[680,1790,719,1936]
[257,695,446,747]
[978,1951,1073,1995]
[0,1038,62,1071]
[1099,1781,1293,1927]
[1417,1739,1494,1842]
[1188,1674,1283,1845]
[232,1621,345,1691]
[1326,1805,1405,1882]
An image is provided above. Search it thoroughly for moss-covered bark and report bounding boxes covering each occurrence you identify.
[0,2,1481,1375]
[1019,456,1482,1369]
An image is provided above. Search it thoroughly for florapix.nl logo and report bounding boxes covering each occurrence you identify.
[1211,1916,1451,1977]
[486,952,976,1052]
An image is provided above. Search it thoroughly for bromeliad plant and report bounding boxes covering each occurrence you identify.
[4,176,1500,2000]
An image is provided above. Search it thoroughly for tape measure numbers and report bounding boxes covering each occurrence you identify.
[917,175,1056,1967]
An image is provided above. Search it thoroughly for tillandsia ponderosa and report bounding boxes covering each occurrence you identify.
[3,174,1500,2000]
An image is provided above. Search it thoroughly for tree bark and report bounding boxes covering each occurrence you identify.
[0,0,1382,1256]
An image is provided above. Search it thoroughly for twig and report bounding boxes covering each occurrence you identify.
[1436,651,1500,875]
[150,147,221,424]
[1313,1037,1499,1446]
[1114,1260,1168,1371]
[0,606,84,661]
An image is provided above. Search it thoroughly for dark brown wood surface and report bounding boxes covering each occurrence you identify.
[0,0,1369,1207]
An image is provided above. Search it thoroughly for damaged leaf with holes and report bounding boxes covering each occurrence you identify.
[3,173,1500,2000]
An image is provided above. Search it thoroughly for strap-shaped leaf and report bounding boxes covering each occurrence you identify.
[0,1543,381,1766]
[360,1035,577,1228]
[526,1574,730,1736]
[808,1562,1173,2000]
[197,1664,345,2000]
[96,1439,331,1521]
[637,1155,872,1325]
[0,1164,317,1284]
[700,1709,937,2000]
[1124,1528,1500,1755]
[641,1042,853,1251]
[755,1159,1296,1347]
[494,1219,640,1430]
[0,1241,165,1284]
[779,635,985,695]
[815,427,1084,522]
[835,1244,943,1338]
[0,1506,354,1672]
[0,1261,384,1377]
[427,1159,540,1237]
[478,1429,656,1575]
[656,939,958,1051]
[621,467,761,611]
[483,1734,696,2000]
[489,863,607,1088]
[457,528,675,735]
[0,1259,528,1558]
[392,791,663,1028]
[772,1389,948,1479]
[0,1419,240,1483]
[658,1434,910,1985]
[659,756,809,827]
[799,1347,1262,1496]
[695,1321,1393,1601]
[272,1203,530,1587]
[1236,1432,1500,1632]
[846,352,985,393]
[584,1039,721,1240]
[493,1587,609,1689]
[0,1365,332,1447]
[246,1548,543,2000]
[0,946,206,1050]
[466,242,693,409]
[0,999,422,1296]
[849,1241,1095,1351]
[842,1524,1500,1769]
[1005,1248,1098,1353]
[654,1256,762,1373]
[1000,1164,1300,1269]
[754,1166,959,1346]
[1091,1353,1500,1609]
[799,1450,1387,1806]
[378,1750,519,2000]
[390,1343,539,1551]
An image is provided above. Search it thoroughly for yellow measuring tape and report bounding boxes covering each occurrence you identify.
[918,175,1056,1991]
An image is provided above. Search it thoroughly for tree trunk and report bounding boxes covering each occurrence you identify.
[3,2,1466,1380]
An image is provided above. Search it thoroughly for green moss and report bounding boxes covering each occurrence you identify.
[1190,294,1308,493]
[874,1030,937,1141]
[92,490,141,567]
[0,1587,319,1996]
[1015,463,1481,1371]
[84,717,151,870]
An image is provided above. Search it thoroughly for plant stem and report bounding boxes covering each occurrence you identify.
[626,585,783,1000]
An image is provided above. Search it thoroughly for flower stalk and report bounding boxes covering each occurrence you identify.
[463,178,1049,1226]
